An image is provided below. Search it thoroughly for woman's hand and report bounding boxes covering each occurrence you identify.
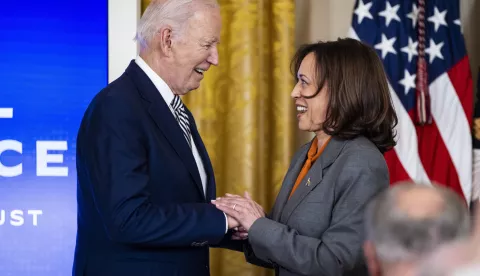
[212,192,265,231]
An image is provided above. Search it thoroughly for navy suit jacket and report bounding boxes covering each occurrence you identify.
[73,61,226,276]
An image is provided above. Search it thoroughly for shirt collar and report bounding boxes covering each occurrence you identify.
[135,56,175,107]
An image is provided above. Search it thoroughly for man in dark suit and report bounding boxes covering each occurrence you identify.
[72,0,236,275]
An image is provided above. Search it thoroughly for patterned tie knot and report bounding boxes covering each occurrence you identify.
[171,95,183,111]
[171,95,192,148]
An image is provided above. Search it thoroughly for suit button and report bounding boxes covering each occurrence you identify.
[205,265,209,270]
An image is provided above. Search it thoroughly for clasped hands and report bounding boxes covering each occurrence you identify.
[211,191,265,240]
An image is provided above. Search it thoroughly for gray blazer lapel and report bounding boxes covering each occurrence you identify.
[280,137,347,223]
[271,145,310,221]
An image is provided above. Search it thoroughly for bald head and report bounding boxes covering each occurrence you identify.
[365,182,470,263]
[396,185,446,219]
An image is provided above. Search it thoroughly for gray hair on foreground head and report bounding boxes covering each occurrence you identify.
[135,0,219,49]
[365,182,471,263]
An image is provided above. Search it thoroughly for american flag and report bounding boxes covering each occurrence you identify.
[348,0,474,204]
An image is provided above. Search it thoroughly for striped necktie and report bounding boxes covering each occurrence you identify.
[170,95,192,148]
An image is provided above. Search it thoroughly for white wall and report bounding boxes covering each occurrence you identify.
[108,0,141,83]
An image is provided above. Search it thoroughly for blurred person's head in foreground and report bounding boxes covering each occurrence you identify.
[363,182,471,276]
[417,202,480,276]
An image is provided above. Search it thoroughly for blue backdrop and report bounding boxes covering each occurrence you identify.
[0,1,108,275]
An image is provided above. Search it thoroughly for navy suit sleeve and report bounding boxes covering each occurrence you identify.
[78,92,226,247]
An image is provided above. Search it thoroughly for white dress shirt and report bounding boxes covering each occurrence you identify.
[135,57,228,233]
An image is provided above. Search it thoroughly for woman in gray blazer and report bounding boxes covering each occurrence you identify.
[213,38,398,276]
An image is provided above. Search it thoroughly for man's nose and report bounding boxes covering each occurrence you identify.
[207,47,219,66]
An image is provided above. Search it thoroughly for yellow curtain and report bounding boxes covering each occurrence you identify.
[141,1,296,275]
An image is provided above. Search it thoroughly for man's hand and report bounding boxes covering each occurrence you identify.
[227,214,240,229]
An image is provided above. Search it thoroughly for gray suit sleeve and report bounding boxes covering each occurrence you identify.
[212,234,274,269]
[243,211,275,269]
[243,241,275,269]
[214,215,275,269]
[247,153,388,275]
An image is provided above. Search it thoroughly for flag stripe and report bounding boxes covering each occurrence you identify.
[384,149,411,183]
[430,72,472,201]
[389,82,432,184]
[448,56,473,126]
[415,120,465,200]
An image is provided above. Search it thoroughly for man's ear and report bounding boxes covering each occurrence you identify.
[156,26,173,56]
[364,241,381,276]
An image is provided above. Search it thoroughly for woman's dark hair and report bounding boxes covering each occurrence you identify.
[291,38,398,153]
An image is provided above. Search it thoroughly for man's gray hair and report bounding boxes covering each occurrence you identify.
[365,182,471,263]
[135,0,219,49]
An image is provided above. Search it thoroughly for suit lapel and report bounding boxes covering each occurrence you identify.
[279,137,347,223]
[125,61,204,198]
[187,108,216,201]
[272,144,310,221]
